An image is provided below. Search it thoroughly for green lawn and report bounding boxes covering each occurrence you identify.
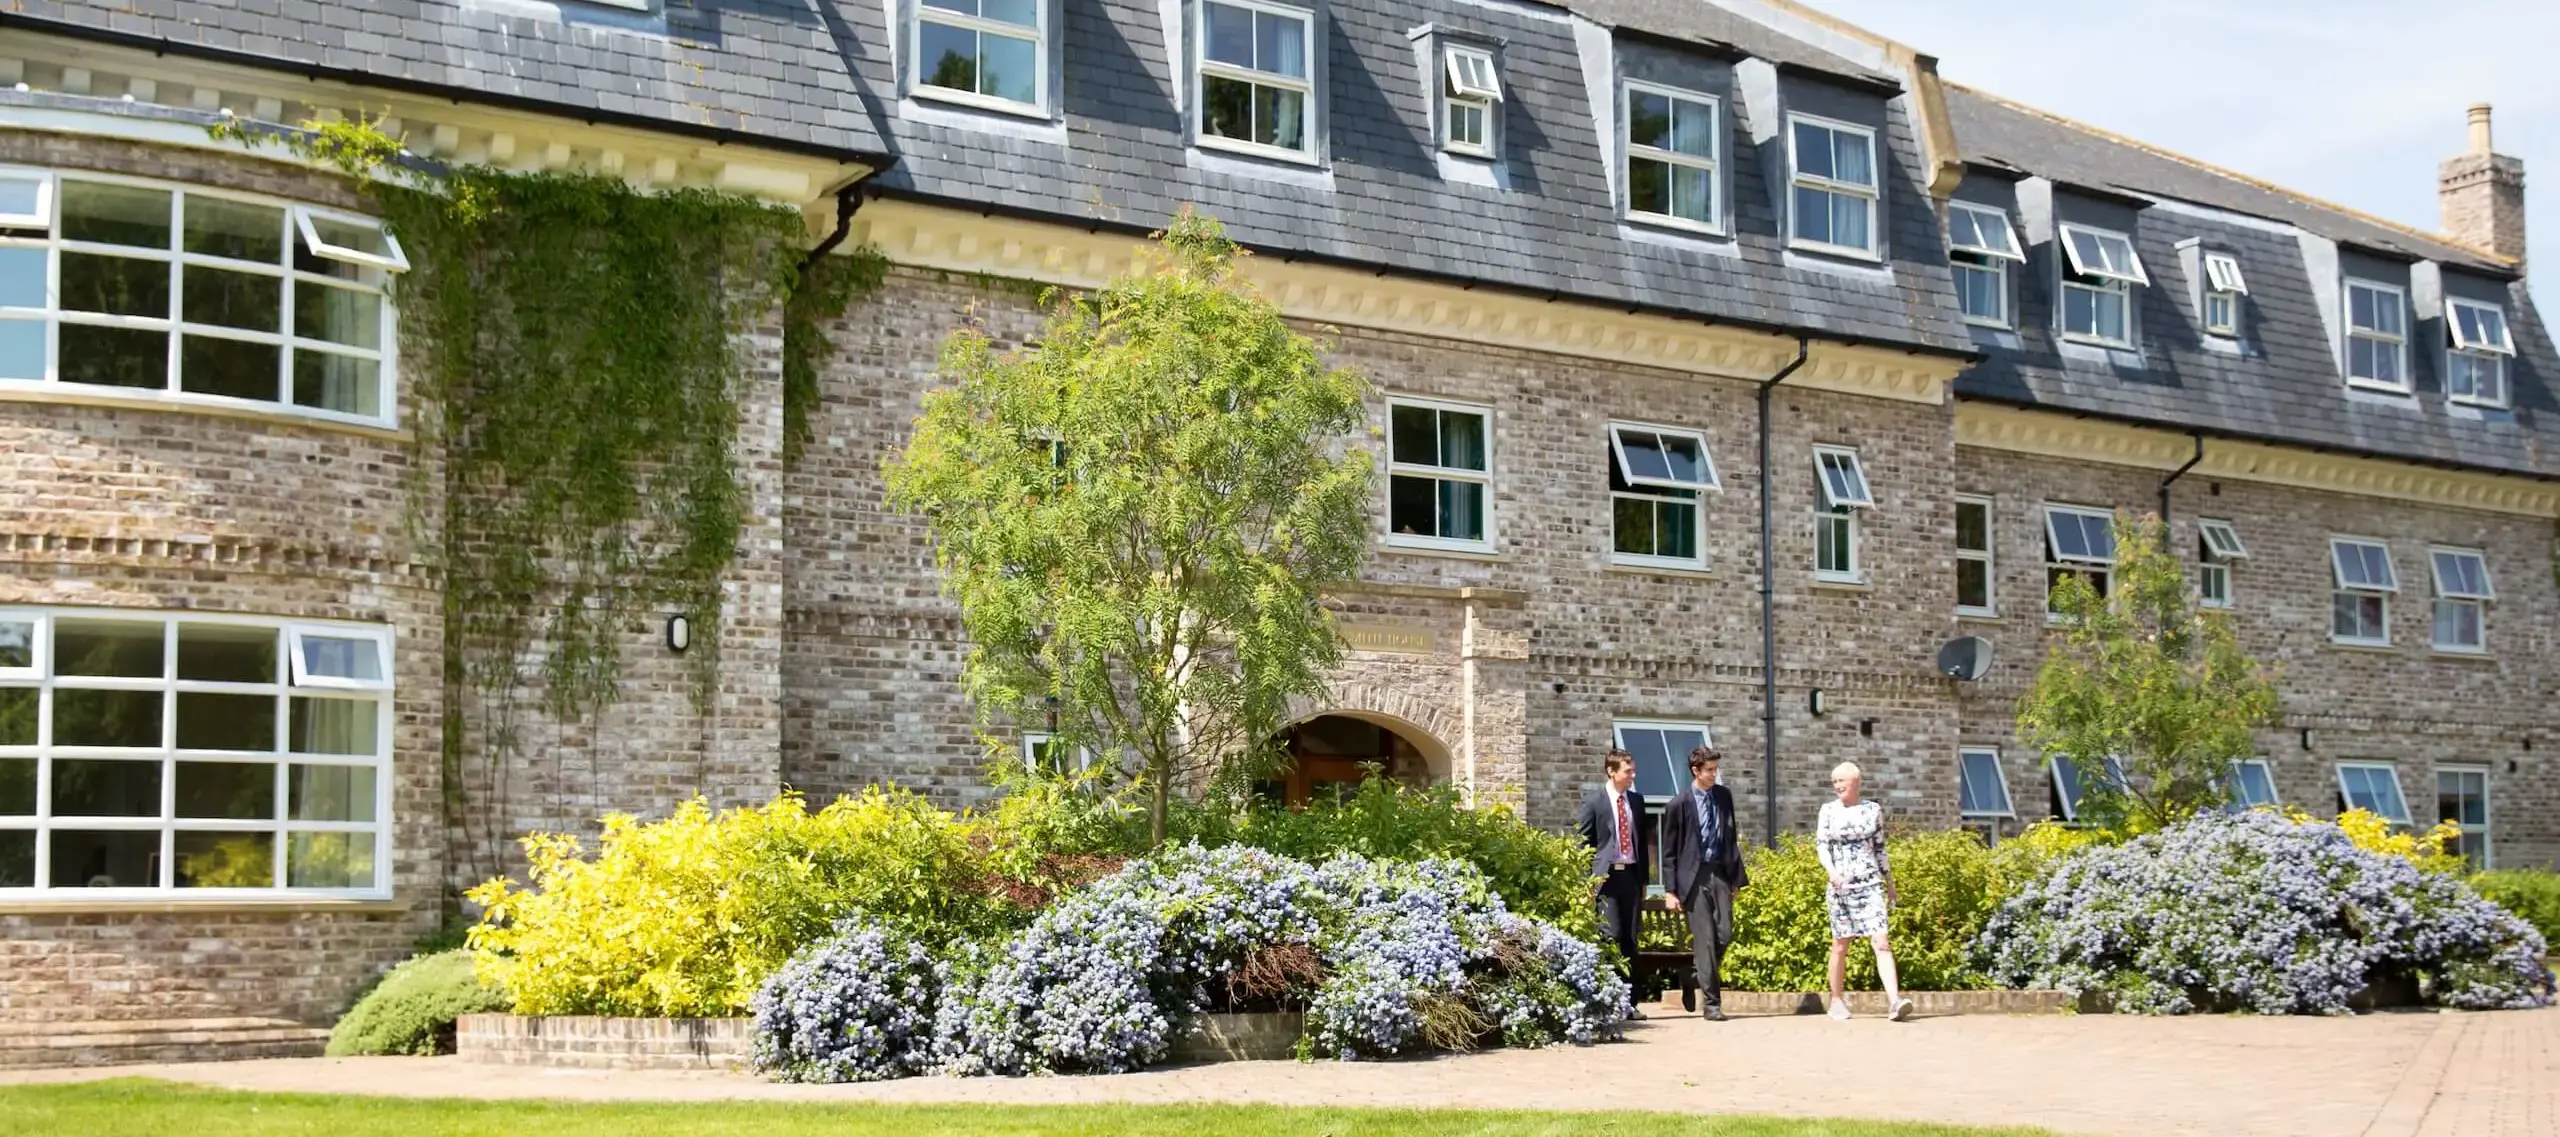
[2,1079,2059,1137]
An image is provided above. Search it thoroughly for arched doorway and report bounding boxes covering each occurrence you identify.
[1256,712,1452,807]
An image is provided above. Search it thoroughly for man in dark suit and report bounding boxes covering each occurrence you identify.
[1658,745,1749,1020]
[1577,747,1652,1019]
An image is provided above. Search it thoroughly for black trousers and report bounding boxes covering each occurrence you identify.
[1596,862,1647,970]
[1683,873,1736,1009]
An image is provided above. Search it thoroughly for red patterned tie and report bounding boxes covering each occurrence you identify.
[1615,793,1632,860]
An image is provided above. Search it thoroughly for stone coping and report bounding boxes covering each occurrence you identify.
[1679,990,2075,1016]
[456,1014,751,1072]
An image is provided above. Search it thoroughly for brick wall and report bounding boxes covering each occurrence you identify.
[1951,448,2559,867]
[786,269,1966,841]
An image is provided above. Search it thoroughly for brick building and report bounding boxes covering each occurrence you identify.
[0,0,2551,1060]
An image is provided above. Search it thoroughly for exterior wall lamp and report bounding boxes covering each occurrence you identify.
[667,614,690,654]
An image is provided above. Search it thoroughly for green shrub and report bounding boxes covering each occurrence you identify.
[1209,779,1598,941]
[2472,869,2560,947]
[469,789,1030,1017]
[326,950,506,1056]
[1722,829,2006,992]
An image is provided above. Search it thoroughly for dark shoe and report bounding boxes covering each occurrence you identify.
[1627,1005,1648,1021]
[1704,1007,1728,1022]
[1681,985,1697,1013]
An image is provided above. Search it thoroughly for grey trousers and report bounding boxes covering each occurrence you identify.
[1684,873,1736,1008]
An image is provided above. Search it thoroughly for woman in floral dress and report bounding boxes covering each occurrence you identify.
[1816,762,1913,1022]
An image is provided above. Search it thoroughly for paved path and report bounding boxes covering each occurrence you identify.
[8,1001,2555,1137]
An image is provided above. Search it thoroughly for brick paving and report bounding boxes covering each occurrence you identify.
[5,1002,2554,1137]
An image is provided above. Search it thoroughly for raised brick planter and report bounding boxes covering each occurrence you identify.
[455,1014,751,1071]
[0,1017,329,1070]
[1167,1012,1304,1062]
[1685,989,2075,1016]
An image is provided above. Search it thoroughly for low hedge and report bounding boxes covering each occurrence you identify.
[326,950,506,1057]
[2471,869,2560,948]
[1719,829,2008,992]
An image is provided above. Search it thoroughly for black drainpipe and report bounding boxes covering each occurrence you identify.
[1756,338,1811,850]
[801,177,871,271]
[2157,433,2204,524]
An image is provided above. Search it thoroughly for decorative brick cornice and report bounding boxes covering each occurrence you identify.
[1955,403,2560,518]
[854,200,1964,406]
[0,531,436,586]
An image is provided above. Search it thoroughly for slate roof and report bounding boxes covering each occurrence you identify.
[2,0,890,157]
[1949,86,2509,275]
[3,0,1976,357]
[1946,87,2556,480]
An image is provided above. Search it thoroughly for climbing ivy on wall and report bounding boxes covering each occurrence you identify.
[213,116,883,882]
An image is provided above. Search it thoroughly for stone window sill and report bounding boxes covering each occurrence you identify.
[1809,576,1872,592]
[1606,561,1713,581]
[0,897,408,915]
[1378,542,1510,564]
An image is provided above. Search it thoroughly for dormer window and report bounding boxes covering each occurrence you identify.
[915,0,1046,112]
[1441,46,1501,158]
[2444,298,2514,407]
[2057,223,2144,348]
[1788,116,1879,257]
[2343,279,2408,392]
[2202,251,2246,336]
[1624,82,1719,233]
[1198,0,1315,160]
[1947,202,2021,327]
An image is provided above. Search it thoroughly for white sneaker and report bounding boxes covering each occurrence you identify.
[1889,998,1914,1022]
[1828,999,1852,1020]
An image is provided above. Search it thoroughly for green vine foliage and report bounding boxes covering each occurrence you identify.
[212,115,880,880]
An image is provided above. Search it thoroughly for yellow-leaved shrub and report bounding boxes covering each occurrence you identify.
[2280,805,2467,875]
[467,789,1021,1017]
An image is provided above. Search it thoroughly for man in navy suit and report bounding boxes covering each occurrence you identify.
[1577,747,1652,1018]
[1659,746,1750,1020]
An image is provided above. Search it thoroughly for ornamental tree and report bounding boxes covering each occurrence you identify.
[2016,510,2279,834]
[885,210,1374,845]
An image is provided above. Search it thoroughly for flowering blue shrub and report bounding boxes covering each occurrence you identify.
[756,844,1627,1081]
[1981,811,2554,1014]
[748,915,940,1082]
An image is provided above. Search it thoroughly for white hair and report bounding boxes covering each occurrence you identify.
[1831,762,1863,781]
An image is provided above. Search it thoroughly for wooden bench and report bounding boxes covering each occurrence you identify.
[1632,895,1699,1002]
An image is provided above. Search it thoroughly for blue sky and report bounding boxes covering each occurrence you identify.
[1807,0,2555,298]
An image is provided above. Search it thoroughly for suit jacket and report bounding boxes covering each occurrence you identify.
[1659,783,1750,900]
[1577,785,1652,882]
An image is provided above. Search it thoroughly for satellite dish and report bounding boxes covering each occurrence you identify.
[1937,636,1994,681]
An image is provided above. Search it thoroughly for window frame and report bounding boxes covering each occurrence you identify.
[1607,421,1717,571]
[284,625,394,692]
[2225,758,2280,810]
[908,0,1053,116]
[1440,45,1502,159]
[1947,203,2019,329]
[0,610,43,681]
[1947,202,2023,260]
[0,606,395,900]
[1620,80,1722,236]
[1952,252,2009,328]
[2335,761,2412,825]
[2057,223,2149,285]
[2427,545,2493,654]
[1954,494,1996,617]
[1785,114,1881,259]
[2202,251,2248,295]
[1812,445,1874,509]
[1383,395,1495,553]
[2343,278,2410,393]
[2203,288,2238,337]
[1958,746,2015,820]
[0,168,52,229]
[1611,719,1714,850]
[2196,518,2244,610]
[2443,298,2514,408]
[1193,0,1319,163]
[2435,764,2491,868]
[2042,504,2116,617]
[1814,501,1860,584]
[1021,731,1093,774]
[2049,753,2128,823]
[0,167,405,428]
[2328,536,2396,647]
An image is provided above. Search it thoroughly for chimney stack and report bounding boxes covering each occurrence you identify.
[2439,103,2526,271]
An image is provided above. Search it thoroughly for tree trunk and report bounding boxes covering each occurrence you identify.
[1150,759,1171,848]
